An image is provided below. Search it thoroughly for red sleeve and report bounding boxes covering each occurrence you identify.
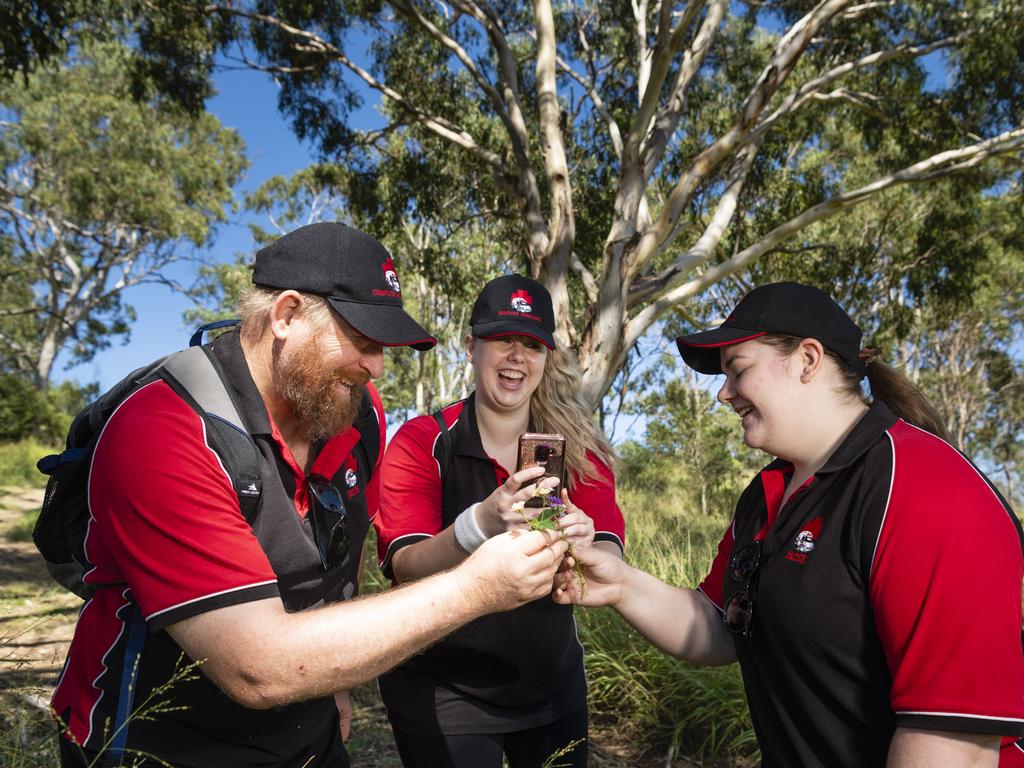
[870,422,1024,735]
[364,381,386,521]
[698,519,735,611]
[374,413,445,577]
[1001,739,1024,767]
[86,381,278,629]
[569,454,625,551]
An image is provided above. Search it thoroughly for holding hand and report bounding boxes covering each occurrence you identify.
[553,491,595,553]
[474,465,559,537]
[463,529,568,612]
[552,543,627,608]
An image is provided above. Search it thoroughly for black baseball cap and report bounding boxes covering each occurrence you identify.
[252,222,436,350]
[676,282,864,375]
[470,274,556,349]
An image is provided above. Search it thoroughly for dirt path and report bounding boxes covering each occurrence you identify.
[0,487,686,767]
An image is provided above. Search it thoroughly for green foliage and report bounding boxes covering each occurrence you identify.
[579,476,758,765]
[0,376,95,445]
[0,38,247,385]
[0,439,53,488]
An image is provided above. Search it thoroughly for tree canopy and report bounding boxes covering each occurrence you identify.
[102,0,1024,409]
[0,39,247,385]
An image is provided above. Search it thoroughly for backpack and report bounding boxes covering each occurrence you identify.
[34,322,262,600]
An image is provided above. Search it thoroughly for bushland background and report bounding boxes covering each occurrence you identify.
[1,1,1022,765]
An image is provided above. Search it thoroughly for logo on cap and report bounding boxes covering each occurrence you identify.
[381,258,402,293]
[510,290,533,314]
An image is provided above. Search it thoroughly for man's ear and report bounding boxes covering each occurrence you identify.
[466,335,476,361]
[268,291,305,341]
[797,338,826,383]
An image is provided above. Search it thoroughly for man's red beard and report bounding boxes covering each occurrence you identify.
[273,337,367,442]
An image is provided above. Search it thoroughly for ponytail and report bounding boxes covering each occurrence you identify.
[863,361,951,443]
[760,333,951,443]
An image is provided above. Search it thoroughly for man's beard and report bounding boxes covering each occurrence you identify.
[273,338,367,442]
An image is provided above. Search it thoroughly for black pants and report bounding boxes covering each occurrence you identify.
[58,729,98,768]
[391,706,587,768]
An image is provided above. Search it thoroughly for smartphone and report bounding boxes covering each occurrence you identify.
[516,433,567,508]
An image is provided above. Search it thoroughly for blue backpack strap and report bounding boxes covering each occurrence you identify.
[189,319,241,348]
[104,602,147,766]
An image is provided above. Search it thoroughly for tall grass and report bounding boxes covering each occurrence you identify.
[576,486,759,766]
[0,440,53,489]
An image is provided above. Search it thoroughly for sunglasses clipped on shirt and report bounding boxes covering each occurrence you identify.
[724,540,762,638]
[307,474,350,570]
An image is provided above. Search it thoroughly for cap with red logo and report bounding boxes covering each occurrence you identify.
[470,274,556,349]
[675,282,863,375]
[252,222,436,350]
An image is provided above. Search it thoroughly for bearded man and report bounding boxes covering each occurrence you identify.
[52,223,567,768]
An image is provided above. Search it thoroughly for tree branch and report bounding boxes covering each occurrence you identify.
[642,0,726,178]
[628,0,854,282]
[625,126,1024,346]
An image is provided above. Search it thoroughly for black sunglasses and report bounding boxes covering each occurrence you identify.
[307,474,349,570]
[724,540,761,638]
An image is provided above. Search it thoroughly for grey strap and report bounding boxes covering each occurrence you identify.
[162,346,246,433]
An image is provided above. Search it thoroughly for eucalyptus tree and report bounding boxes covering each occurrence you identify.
[120,0,1024,409]
[0,40,247,386]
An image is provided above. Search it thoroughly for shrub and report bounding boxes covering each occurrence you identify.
[0,440,54,489]
[0,375,96,446]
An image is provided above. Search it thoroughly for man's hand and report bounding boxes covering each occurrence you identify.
[461,529,567,612]
[553,543,627,607]
[474,466,553,537]
[333,690,352,742]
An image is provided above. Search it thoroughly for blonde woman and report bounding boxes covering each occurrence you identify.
[374,275,624,768]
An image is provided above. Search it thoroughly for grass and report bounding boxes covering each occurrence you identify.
[576,486,759,766]
[0,440,53,490]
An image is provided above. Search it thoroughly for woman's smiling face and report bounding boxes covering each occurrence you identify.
[716,338,805,456]
[469,335,548,414]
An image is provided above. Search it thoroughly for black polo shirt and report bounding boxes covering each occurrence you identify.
[53,330,385,766]
[700,402,1024,766]
[374,394,625,734]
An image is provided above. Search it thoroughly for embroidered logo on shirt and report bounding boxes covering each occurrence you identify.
[344,468,358,489]
[785,517,823,564]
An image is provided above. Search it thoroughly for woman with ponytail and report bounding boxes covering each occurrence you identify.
[374,275,624,768]
[555,282,1024,767]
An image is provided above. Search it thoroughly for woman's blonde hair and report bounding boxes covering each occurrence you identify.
[237,286,334,344]
[760,333,951,443]
[528,345,614,488]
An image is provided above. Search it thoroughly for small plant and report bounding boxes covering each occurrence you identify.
[513,489,586,593]
[540,737,585,768]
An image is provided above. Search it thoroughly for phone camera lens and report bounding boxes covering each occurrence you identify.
[535,445,551,463]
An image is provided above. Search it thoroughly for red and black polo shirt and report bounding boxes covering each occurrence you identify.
[700,401,1024,766]
[52,330,385,767]
[374,394,625,734]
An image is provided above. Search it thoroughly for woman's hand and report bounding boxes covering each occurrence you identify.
[554,491,595,552]
[552,543,627,608]
[474,465,557,537]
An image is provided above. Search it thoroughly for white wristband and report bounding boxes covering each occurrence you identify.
[453,503,488,553]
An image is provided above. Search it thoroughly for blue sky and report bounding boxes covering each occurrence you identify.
[56,66,321,389]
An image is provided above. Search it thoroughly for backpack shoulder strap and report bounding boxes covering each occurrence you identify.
[159,346,262,521]
[432,409,453,488]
